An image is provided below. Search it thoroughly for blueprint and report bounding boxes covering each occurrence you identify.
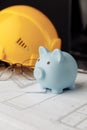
[0,66,87,130]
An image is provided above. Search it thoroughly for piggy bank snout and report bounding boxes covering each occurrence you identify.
[34,67,45,80]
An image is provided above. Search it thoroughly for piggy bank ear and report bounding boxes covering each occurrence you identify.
[52,49,62,62]
[39,46,49,56]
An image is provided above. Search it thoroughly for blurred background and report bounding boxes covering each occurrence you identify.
[0,0,87,72]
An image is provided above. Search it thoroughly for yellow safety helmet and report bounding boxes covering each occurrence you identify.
[0,5,61,68]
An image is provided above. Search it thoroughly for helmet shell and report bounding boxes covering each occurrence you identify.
[0,5,61,67]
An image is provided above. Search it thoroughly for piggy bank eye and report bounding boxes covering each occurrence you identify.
[37,58,40,62]
[47,61,50,65]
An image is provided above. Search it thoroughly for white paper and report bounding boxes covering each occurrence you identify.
[0,69,87,130]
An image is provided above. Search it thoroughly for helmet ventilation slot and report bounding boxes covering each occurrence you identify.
[16,38,27,49]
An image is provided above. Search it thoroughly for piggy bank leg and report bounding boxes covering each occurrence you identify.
[41,86,52,93]
[52,88,63,94]
[41,87,47,92]
[69,84,75,90]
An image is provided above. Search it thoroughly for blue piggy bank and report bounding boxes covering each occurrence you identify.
[34,46,78,94]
